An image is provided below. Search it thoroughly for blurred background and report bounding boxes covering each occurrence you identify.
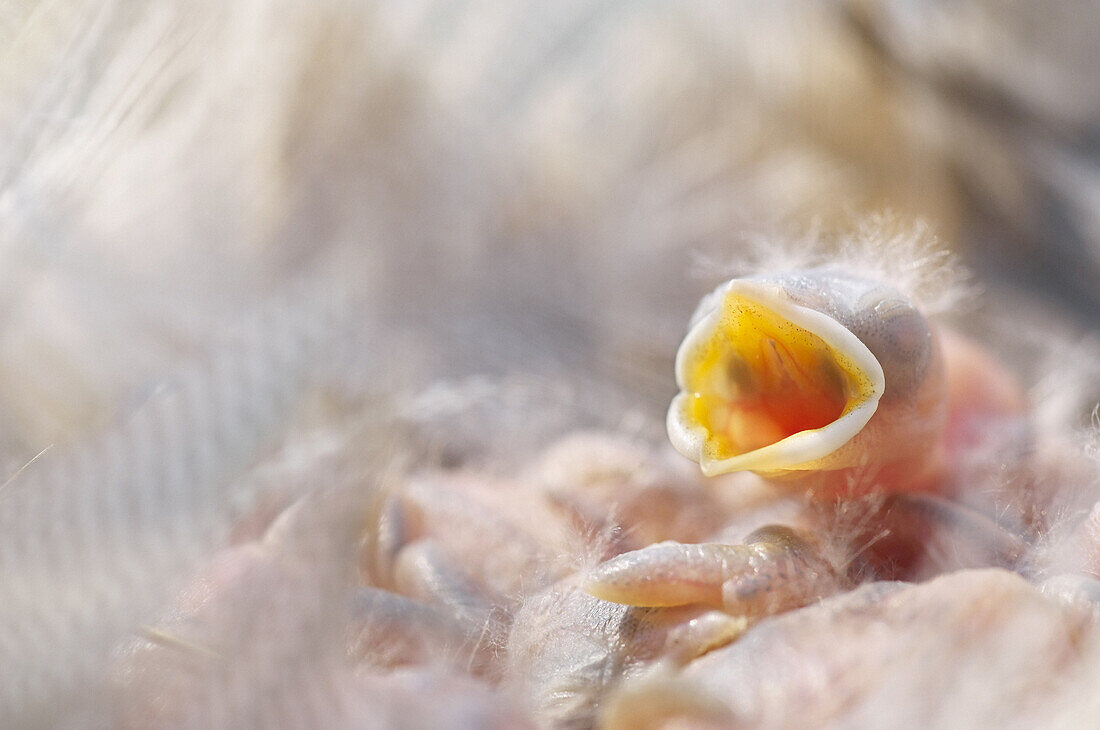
[3,0,1100,456]
[2,0,1099,726]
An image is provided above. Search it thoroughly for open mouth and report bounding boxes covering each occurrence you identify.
[668,281,884,477]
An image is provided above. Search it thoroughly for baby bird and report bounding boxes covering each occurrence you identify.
[667,268,1025,496]
[584,267,1030,653]
[668,269,946,495]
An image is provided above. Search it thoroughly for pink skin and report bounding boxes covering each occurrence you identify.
[773,325,1027,500]
[580,325,1035,659]
[598,569,1096,730]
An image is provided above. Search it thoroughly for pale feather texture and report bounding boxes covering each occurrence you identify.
[1,1,1100,728]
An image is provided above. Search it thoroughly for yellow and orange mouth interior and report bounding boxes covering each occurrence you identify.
[681,295,870,463]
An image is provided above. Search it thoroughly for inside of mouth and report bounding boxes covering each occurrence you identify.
[684,294,864,462]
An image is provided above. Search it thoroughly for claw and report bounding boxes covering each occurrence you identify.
[584,525,848,619]
[662,611,749,664]
[584,541,747,609]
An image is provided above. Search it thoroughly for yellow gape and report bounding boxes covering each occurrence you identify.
[668,278,886,478]
[682,294,873,457]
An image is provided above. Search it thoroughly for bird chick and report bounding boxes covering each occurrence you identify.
[667,267,1021,497]
[584,266,1031,662]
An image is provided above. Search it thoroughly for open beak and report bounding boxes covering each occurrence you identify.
[667,280,885,477]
